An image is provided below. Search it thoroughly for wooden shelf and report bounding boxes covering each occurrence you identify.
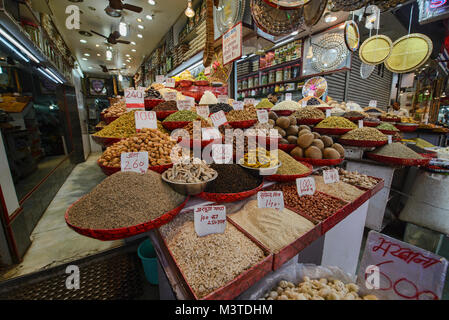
[237,57,302,80]
[238,79,304,92]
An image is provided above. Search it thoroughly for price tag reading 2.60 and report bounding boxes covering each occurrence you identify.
[121,152,149,174]
[296,177,316,196]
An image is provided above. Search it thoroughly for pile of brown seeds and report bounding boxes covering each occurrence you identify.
[67,171,186,229]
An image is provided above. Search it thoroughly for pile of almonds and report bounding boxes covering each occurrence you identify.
[98,128,177,167]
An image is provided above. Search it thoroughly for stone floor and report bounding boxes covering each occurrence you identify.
[0,154,123,281]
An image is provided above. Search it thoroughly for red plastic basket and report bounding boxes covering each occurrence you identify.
[378,129,399,135]
[273,110,294,116]
[395,123,418,132]
[228,119,257,129]
[363,121,379,127]
[278,144,296,152]
[144,98,164,109]
[194,80,210,86]
[291,156,344,166]
[91,135,122,148]
[197,182,264,203]
[366,153,431,167]
[297,118,324,125]
[338,138,388,147]
[65,196,190,241]
[98,160,173,176]
[156,110,177,120]
[419,152,437,159]
[162,121,191,131]
[379,116,401,123]
[265,162,313,182]
[313,127,354,135]
[103,116,119,124]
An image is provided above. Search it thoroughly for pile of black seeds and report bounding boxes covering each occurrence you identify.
[306,97,321,106]
[205,164,263,194]
[209,103,233,114]
[67,171,186,230]
[146,88,162,99]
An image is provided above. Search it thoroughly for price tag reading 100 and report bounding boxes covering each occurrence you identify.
[296,177,316,196]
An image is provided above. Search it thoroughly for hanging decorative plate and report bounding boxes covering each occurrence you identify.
[311,33,348,72]
[384,33,433,74]
[263,0,311,9]
[303,0,327,27]
[251,0,305,36]
[302,76,328,98]
[344,20,360,52]
[359,35,392,65]
[330,0,368,12]
[214,0,243,35]
[360,62,375,79]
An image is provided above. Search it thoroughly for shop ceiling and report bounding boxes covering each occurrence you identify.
[35,0,190,77]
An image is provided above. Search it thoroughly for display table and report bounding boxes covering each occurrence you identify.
[148,181,383,300]
[403,130,448,147]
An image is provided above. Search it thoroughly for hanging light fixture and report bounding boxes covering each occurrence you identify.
[106,47,113,61]
[119,17,128,37]
[185,0,195,18]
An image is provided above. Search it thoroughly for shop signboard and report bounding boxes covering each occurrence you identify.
[194,205,227,237]
[418,0,449,24]
[257,191,284,210]
[222,22,242,65]
[358,231,448,300]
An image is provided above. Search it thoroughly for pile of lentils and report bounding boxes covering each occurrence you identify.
[209,103,233,114]
[204,164,263,193]
[146,88,162,99]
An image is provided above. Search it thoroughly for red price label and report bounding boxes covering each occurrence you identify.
[257,191,284,210]
[166,78,175,88]
[194,205,227,237]
[120,152,149,174]
[296,177,316,196]
[323,169,339,184]
[257,110,269,124]
[210,111,228,127]
[135,111,157,130]
[125,88,144,110]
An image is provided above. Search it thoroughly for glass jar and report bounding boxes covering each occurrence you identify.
[261,73,268,85]
[248,76,254,89]
[276,68,283,83]
[237,80,242,91]
[242,78,248,90]
[279,84,285,92]
[284,66,291,81]
[292,64,301,79]
[268,70,276,84]
[262,86,267,95]
[275,84,280,93]
[254,75,259,87]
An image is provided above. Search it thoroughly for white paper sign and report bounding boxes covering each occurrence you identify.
[166,78,175,88]
[257,110,269,124]
[212,144,233,164]
[204,66,211,75]
[194,205,227,237]
[232,101,244,110]
[202,127,221,140]
[388,135,392,144]
[369,100,377,108]
[210,111,228,127]
[120,152,149,174]
[156,75,165,84]
[359,120,364,128]
[358,231,448,300]
[244,98,255,106]
[125,88,145,110]
[285,93,292,101]
[222,22,242,65]
[323,169,339,184]
[177,99,194,111]
[257,191,284,210]
[296,177,316,196]
[302,100,307,107]
[196,105,210,118]
[164,92,177,101]
[135,111,157,130]
[218,95,228,104]
[326,110,331,118]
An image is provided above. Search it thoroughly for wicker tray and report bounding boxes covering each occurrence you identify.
[91,135,122,148]
[144,98,164,110]
[395,123,418,132]
[297,118,324,125]
[338,138,388,147]
[197,181,264,203]
[162,121,191,131]
[273,110,295,117]
[278,144,297,152]
[378,129,399,135]
[103,116,119,124]
[313,127,354,135]
[156,110,177,120]
[228,119,257,129]
[265,162,313,182]
[291,156,344,166]
[98,160,173,176]
[366,153,431,167]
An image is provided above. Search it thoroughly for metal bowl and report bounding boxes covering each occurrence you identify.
[238,159,282,176]
[161,171,218,196]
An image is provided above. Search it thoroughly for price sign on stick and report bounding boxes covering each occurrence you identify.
[257,191,284,210]
[232,101,244,110]
[369,100,377,108]
[121,152,149,174]
[210,111,228,127]
[359,120,364,128]
[166,78,175,88]
[388,135,392,144]
[177,99,194,111]
[296,177,316,196]
[125,88,145,110]
[244,98,255,105]
[323,169,339,184]
[285,93,292,101]
[196,105,210,118]
[257,110,269,124]
[302,100,307,107]
[194,205,227,237]
[212,144,233,164]
[164,92,177,101]
[135,111,157,130]
[218,95,228,104]
[155,75,165,84]
[326,109,331,118]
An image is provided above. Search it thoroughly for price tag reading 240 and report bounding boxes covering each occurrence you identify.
[296,177,316,196]
[194,205,226,237]
[121,152,149,174]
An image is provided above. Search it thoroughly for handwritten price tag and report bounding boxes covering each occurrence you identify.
[134,111,157,130]
[125,88,145,110]
[296,177,316,196]
[257,191,284,210]
[202,127,221,140]
[285,93,292,101]
[166,78,175,88]
[359,120,364,128]
[177,99,194,111]
[326,109,331,118]
[210,111,228,127]
[244,98,255,106]
[369,100,377,108]
[232,101,244,110]
[302,100,307,107]
[323,169,339,184]
[218,95,228,104]
[120,152,148,174]
[257,109,269,124]
[388,135,392,144]
[196,105,210,118]
[204,66,211,75]
[212,144,233,164]
[155,75,165,84]
[164,92,177,101]
[194,205,227,237]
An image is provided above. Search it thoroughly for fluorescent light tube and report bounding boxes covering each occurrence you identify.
[38,68,60,84]
[0,35,29,62]
[0,27,39,63]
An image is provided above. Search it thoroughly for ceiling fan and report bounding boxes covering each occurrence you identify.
[107,0,143,13]
[100,65,127,73]
[91,30,130,45]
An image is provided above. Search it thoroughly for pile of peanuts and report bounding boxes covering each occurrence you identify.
[98,128,177,167]
[267,183,347,221]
